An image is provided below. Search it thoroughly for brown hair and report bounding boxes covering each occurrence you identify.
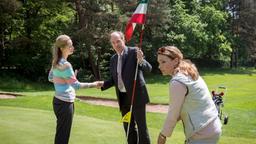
[158,46,199,80]
[51,35,71,68]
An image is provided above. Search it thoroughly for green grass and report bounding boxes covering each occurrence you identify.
[0,106,125,144]
[0,68,256,143]
[0,106,255,144]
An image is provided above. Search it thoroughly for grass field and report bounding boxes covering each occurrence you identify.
[0,68,256,144]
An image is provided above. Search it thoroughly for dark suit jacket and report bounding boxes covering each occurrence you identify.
[101,47,152,108]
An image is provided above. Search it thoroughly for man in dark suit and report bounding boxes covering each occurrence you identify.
[101,31,152,144]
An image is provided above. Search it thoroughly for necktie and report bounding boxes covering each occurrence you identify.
[117,55,126,92]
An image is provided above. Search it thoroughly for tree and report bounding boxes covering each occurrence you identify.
[0,0,21,68]
[228,0,256,67]
[1,0,75,80]
[198,1,232,66]
[73,0,126,80]
[141,0,232,67]
[238,0,256,67]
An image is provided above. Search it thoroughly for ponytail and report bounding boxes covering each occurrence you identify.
[51,35,70,68]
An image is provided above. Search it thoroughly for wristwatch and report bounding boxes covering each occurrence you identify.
[159,133,166,139]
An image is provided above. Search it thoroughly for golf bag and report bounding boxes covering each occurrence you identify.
[211,86,229,125]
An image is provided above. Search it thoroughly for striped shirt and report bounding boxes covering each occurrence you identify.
[48,58,80,102]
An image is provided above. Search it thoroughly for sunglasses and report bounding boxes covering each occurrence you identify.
[157,47,175,59]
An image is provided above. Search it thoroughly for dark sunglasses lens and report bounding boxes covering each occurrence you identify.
[158,48,165,53]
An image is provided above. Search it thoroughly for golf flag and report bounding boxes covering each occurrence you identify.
[121,111,131,123]
[125,0,148,42]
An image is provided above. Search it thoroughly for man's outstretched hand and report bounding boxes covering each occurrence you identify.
[94,81,104,89]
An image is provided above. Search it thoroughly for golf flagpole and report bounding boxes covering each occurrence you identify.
[125,24,145,143]
[124,0,148,143]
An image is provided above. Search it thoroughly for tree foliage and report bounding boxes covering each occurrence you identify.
[1,0,74,80]
[1,0,254,81]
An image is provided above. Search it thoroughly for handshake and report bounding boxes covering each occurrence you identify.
[92,81,104,89]
[80,81,104,89]
[75,69,104,89]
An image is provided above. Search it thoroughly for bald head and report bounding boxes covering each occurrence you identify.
[110,31,126,55]
[110,31,125,41]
